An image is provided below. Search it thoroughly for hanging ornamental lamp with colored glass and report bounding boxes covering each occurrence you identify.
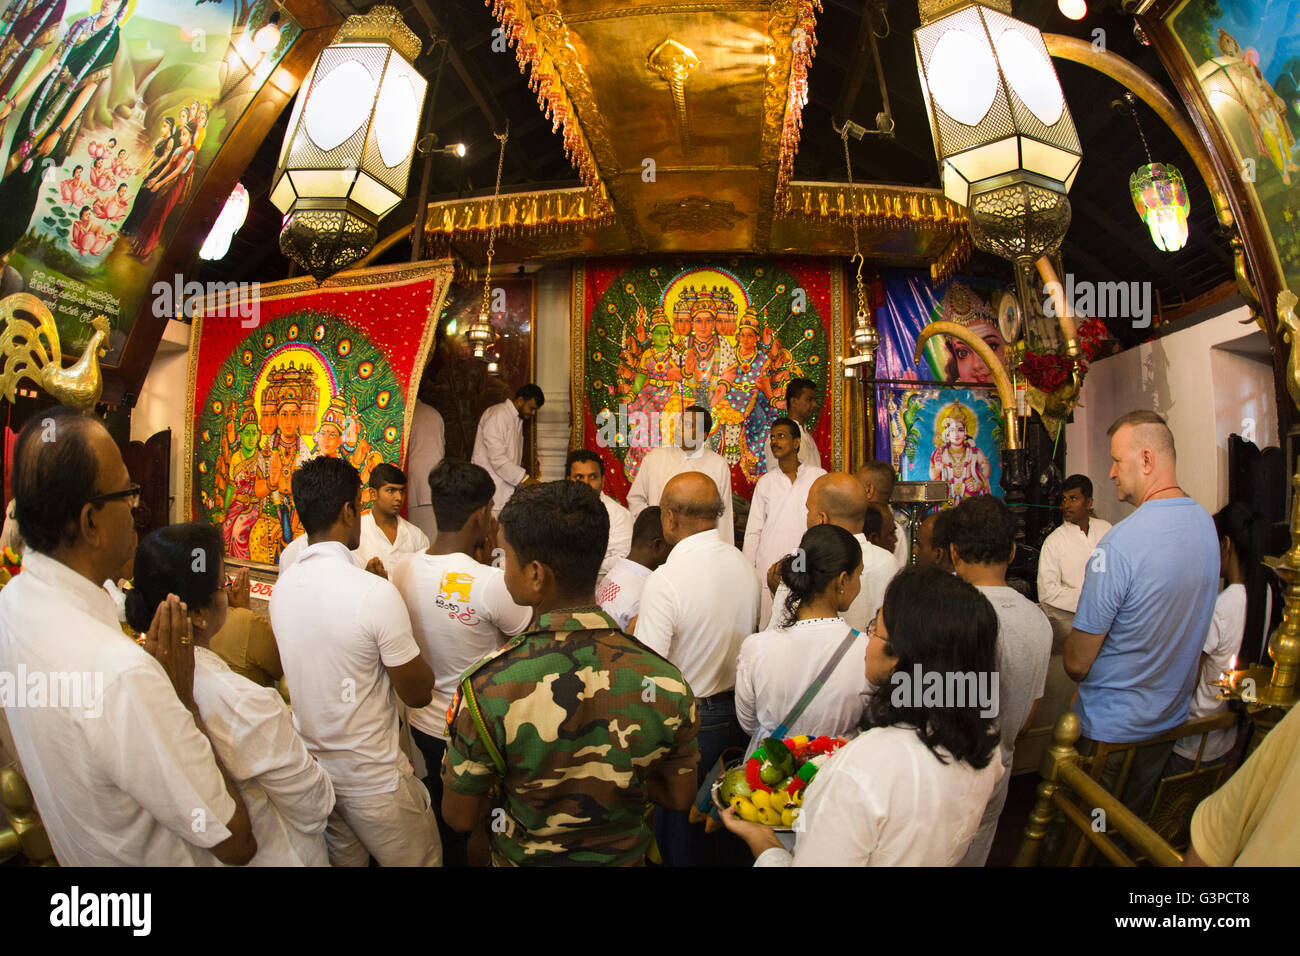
[1123,92,1189,252]
[1129,162,1190,252]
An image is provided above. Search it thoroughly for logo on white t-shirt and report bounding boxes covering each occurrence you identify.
[436,571,482,626]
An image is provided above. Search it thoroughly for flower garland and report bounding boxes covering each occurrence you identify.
[1017,317,1109,393]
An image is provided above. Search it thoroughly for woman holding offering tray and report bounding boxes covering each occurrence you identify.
[735,523,867,741]
[722,565,1003,866]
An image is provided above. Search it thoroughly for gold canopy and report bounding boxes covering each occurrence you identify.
[427,0,970,278]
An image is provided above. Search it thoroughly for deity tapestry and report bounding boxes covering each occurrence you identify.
[0,0,300,363]
[573,258,845,503]
[873,271,1018,505]
[184,261,451,566]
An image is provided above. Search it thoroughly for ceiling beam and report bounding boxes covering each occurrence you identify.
[406,0,536,183]
[832,1,877,129]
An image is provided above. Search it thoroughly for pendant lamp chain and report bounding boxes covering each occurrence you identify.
[841,123,867,323]
[479,123,510,322]
[1124,92,1153,165]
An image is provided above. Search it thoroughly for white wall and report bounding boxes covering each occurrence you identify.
[130,320,191,524]
[1065,300,1279,525]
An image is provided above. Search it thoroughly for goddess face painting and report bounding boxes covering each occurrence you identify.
[942,415,967,447]
[692,310,715,339]
[277,401,300,439]
[317,422,343,457]
[737,326,758,354]
[947,322,1007,384]
[238,422,259,456]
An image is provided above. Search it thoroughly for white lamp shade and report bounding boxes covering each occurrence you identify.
[270,40,427,221]
[915,3,1081,208]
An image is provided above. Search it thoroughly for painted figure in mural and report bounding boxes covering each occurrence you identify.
[58,162,85,204]
[131,122,197,259]
[0,0,128,259]
[220,399,272,559]
[85,134,114,160]
[618,305,684,481]
[262,364,316,548]
[1216,29,1299,185]
[0,0,66,110]
[679,286,736,426]
[110,146,132,179]
[194,102,209,152]
[69,203,114,255]
[929,401,992,504]
[938,283,1008,385]
[120,117,179,239]
[87,154,114,191]
[313,395,383,486]
[93,181,129,221]
[713,307,781,479]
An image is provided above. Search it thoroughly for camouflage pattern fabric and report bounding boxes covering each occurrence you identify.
[443,608,700,866]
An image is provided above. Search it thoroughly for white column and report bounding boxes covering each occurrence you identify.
[534,263,572,481]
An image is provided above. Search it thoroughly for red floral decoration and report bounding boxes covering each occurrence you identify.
[1018,318,1111,393]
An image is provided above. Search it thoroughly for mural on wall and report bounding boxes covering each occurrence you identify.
[1168,0,1300,294]
[423,275,535,463]
[573,258,845,503]
[184,262,452,567]
[0,0,300,364]
[872,271,1016,504]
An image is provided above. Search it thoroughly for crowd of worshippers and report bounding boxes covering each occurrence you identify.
[0,400,1293,868]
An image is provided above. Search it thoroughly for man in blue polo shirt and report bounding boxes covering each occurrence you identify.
[1064,410,1218,818]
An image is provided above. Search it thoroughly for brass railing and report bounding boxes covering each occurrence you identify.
[1016,710,1241,867]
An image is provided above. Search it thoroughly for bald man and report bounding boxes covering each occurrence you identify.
[766,473,897,632]
[1064,409,1218,819]
[855,460,909,568]
[636,472,759,867]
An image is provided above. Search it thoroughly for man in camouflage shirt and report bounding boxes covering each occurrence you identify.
[442,480,700,866]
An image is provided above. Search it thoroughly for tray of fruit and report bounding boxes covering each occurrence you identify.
[713,735,848,830]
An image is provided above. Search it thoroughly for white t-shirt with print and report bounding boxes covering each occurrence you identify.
[390,551,533,740]
[597,557,652,631]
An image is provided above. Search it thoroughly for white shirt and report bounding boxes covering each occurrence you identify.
[0,550,236,865]
[355,512,430,571]
[1037,517,1112,613]
[626,444,735,546]
[597,557,652,631]
[755,725,1003,867]
[771,534,896,633]
[1175,584,1247,762]
[763,425,821,473]
[405,401,445,542]
[893,510,910,569]
[471,399,526,513]
[736,617,869,740]
[193,646,334,866]
[635,529,759,698]
[599,493,634,589]
[0,499,22,554]
[389,551,532,740]
[279,532,310,571]
[744,462,826,629]
[269,541,422,796]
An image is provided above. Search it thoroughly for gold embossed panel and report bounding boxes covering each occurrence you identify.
[488,0,819,252]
